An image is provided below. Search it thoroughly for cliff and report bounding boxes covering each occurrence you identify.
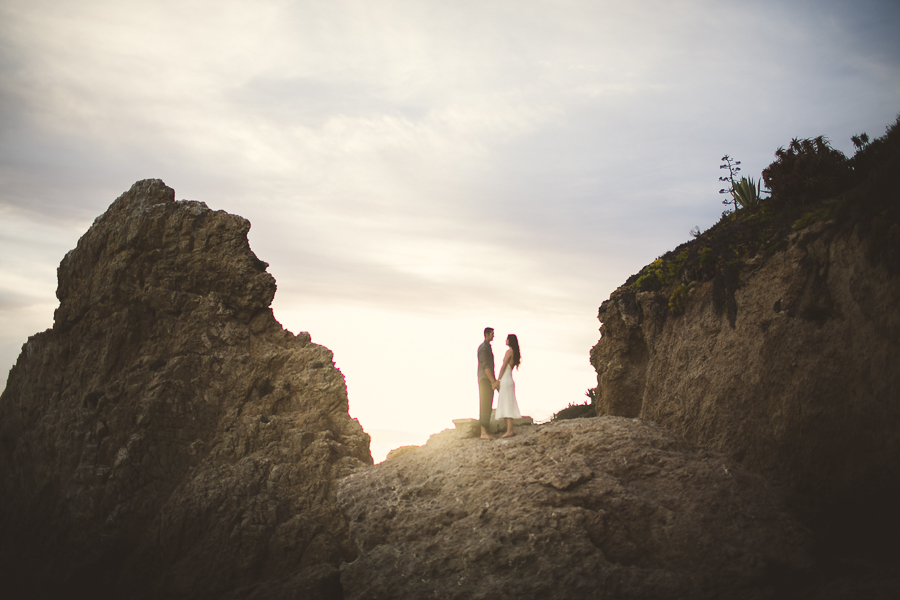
[590,127,900,544]
[0,180,372,599]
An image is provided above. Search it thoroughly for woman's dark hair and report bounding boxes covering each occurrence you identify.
[507,334,521,368]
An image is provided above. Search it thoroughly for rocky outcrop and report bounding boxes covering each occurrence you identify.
[338,417,812,600]
[590,218,900,532]
[0,180,372,599]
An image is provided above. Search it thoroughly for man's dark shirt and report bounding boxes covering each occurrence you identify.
[477,340,494,382]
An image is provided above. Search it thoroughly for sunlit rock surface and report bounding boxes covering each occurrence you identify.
[338,417,811,600]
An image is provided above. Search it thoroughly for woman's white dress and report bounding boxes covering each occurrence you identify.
[496,364,521,419]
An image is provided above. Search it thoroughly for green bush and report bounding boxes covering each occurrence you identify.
[848,115,900,182]
[762,136,851,205]
[551,401,595,421]
[630,251,690,294]
[668,283,690,315]
[792,206,832,231]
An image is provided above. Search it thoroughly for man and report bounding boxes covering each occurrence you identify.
[477,327,500,440]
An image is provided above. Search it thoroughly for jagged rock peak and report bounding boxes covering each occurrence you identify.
[0,180,372,600]
[54,178,275,331]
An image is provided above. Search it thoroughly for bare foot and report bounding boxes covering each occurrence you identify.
[480,434,495,440]
[501,431,516,438]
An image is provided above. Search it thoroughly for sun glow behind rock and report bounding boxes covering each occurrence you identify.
[272,299,601,463]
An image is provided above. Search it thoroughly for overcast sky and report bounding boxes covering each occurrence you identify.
[2,0,898,461]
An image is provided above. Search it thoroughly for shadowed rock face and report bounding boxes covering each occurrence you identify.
[590,221,900,534]
[0,180,372,600]
[338,417,811,600]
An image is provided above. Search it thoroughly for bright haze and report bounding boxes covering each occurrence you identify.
[2,1,898,462]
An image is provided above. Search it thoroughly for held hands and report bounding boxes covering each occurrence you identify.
[492,380,500,391]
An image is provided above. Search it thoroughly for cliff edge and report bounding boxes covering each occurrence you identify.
[590,123,900,545]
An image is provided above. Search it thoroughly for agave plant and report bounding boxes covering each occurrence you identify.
[719,155,762,211]
[731,176,762,210]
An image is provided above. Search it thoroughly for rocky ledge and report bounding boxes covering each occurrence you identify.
[338,417,812,600]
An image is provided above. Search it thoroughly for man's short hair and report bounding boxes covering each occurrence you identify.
[484,327,494,337]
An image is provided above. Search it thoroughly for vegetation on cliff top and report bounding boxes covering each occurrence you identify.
[614,113,900,326]
[551,388,596,422]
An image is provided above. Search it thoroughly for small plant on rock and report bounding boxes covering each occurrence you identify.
[668,283,691,315]
[732,176,763,210]
[720,155,763,211]
[719,154,742,212]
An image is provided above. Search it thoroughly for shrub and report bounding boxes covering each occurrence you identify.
[698,247,715,271]
[848,115,900,180]
[630,251,690,293]
[792,206,832,231]
[668,283,690,315]
[633,259,664,292]
[552,401,594,421]
[762,136,851,205]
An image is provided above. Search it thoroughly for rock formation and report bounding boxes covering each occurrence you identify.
[590,147,900,545]
[0,180,372,600]
[338,417,812,600]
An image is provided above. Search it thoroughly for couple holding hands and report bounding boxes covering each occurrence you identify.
[476,327,522,440]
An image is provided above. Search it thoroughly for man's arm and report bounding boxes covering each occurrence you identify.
[484,364,499,390]
[478,344,499,389]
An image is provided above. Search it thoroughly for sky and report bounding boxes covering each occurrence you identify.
[1,0,898,462]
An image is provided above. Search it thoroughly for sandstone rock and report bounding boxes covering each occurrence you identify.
[338,417,811,600]
[384,445,418,461]
[0,180,372,599]
[453,414,534,438]
[590,220,900,531]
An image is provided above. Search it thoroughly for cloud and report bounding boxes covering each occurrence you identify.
[1,0,898,447]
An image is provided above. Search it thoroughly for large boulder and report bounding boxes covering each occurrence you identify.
[337,417,811,600]
[0,180,372,599]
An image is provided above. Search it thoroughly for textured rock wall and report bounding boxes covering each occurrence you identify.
[590,220,900,528]
[338,418,811,600]
[0,180,372,599]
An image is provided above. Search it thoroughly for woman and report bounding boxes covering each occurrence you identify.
[496,334,522,438]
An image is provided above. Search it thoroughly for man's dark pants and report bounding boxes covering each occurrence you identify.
[479,378,493,429]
